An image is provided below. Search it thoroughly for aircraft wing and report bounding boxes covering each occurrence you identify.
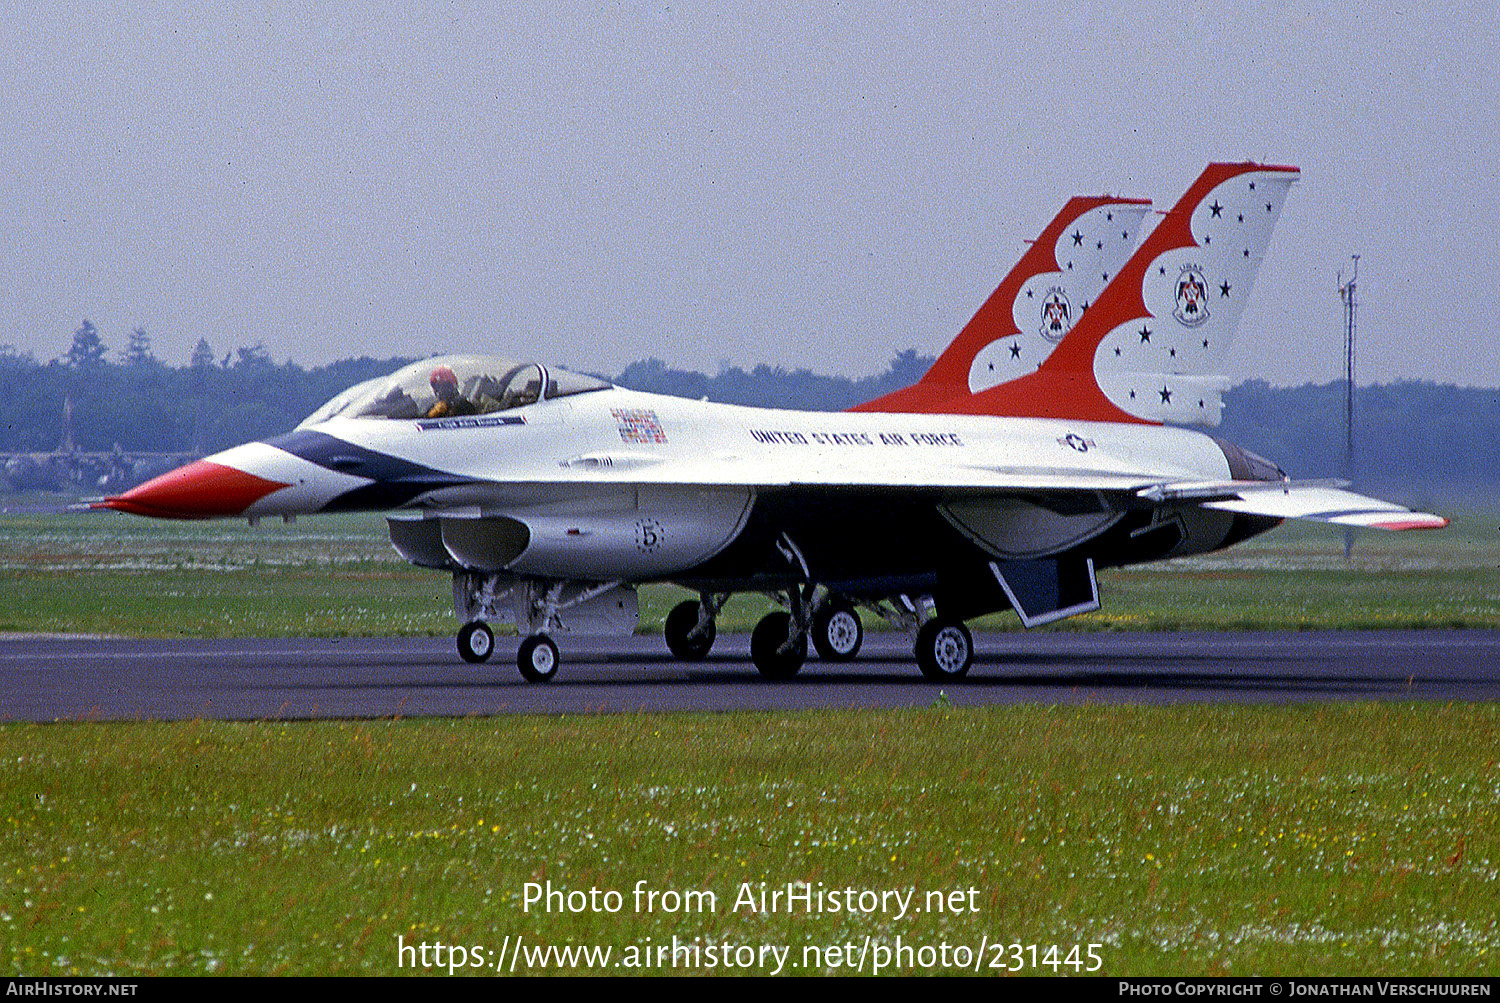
[550,449,1164,493]
[1138,479,1448,530]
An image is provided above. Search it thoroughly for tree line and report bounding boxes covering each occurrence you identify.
[3,322,1494,504]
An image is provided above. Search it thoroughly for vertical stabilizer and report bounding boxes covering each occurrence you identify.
[854,194,1150,414]
[1088,163,1300,424]
[933,162,1298,424]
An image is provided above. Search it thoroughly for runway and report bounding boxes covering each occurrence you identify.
[2,630,1497,722]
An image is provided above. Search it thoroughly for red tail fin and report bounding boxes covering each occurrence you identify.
[854,194,1150,414]
[859,162,1299,425]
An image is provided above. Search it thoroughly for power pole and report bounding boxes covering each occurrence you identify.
[1338,255,1359,559]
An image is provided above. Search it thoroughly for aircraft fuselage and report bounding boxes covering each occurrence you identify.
[192,385,1278,600]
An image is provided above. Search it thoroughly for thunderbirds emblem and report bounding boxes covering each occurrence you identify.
[1173,265,1210,327]
[1039,287,1073,343]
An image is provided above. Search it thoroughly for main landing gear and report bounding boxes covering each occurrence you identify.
[750,610,806,680]
[810,596,863,662]
[661,589,863,679]
[744,591,971,680]
[865,594,973,680]
[746,587,866,680]
[663,594,725,661]
[914,617,974,680]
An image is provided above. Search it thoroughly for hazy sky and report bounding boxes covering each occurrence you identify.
[1,3,1494,386]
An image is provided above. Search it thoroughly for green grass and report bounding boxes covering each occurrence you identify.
[2,513,1497,976]
[1,510,1496,636]
[2,706,1497,976]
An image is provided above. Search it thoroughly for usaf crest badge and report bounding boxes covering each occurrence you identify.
[1173,265,1210,327]
[1039,287,1073,343]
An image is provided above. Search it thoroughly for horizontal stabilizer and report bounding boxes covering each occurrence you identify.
[1157,481,1449,530]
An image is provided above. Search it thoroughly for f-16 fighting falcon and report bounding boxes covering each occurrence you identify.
[98,163,1446,682]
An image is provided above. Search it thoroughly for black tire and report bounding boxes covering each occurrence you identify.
[811,600,863,661]
[750,611,806,680]
[915,618,973,680]
[664,599,716,661]
[457,621,494,664]
[517,633,560,683]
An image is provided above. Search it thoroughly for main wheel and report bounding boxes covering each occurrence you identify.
[457,621,494,664]
[915,618,973,680]
[750,611,806,680]
[811,600,863,661]
[517,633,560,683]
[664,599,716,660]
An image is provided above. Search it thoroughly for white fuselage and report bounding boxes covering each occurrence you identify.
[231,385,1235,516]
[201,385,1246,586]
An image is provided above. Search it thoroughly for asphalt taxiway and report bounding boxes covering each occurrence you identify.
[1,630,1496,722]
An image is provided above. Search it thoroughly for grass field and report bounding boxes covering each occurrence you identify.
[2,706,1497,976]
[1,507,1497,976]
[1,508,1497,637]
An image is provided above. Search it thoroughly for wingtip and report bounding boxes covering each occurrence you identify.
[1368,515,1449,531]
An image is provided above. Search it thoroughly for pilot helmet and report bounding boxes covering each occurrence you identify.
[429,365,459,393]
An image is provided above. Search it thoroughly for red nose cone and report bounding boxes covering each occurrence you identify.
[93,460,290,519]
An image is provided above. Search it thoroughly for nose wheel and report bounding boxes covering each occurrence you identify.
[457,621,494,663]
[517,634,560,683]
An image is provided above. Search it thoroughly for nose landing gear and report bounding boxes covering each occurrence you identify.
[516,633,560,682]
[452,573,632,683]
[457,620,495,664]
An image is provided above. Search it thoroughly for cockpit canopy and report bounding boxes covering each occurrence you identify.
[298,355,612,427]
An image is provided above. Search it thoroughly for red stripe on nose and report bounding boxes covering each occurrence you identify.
[93,460,290,519]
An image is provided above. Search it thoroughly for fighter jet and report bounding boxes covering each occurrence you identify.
[98,162,1446,682]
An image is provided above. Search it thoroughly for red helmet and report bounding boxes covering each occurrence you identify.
[429,365,458,390]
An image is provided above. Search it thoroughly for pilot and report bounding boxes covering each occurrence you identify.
[498,368,543,409]
[427,365,478,418]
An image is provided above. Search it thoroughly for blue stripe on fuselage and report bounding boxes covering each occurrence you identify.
[263,429,474,511]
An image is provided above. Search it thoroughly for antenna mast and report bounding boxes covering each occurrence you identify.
[1338,255,1359,557]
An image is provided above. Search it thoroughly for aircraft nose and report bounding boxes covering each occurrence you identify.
[94,459,291,519]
